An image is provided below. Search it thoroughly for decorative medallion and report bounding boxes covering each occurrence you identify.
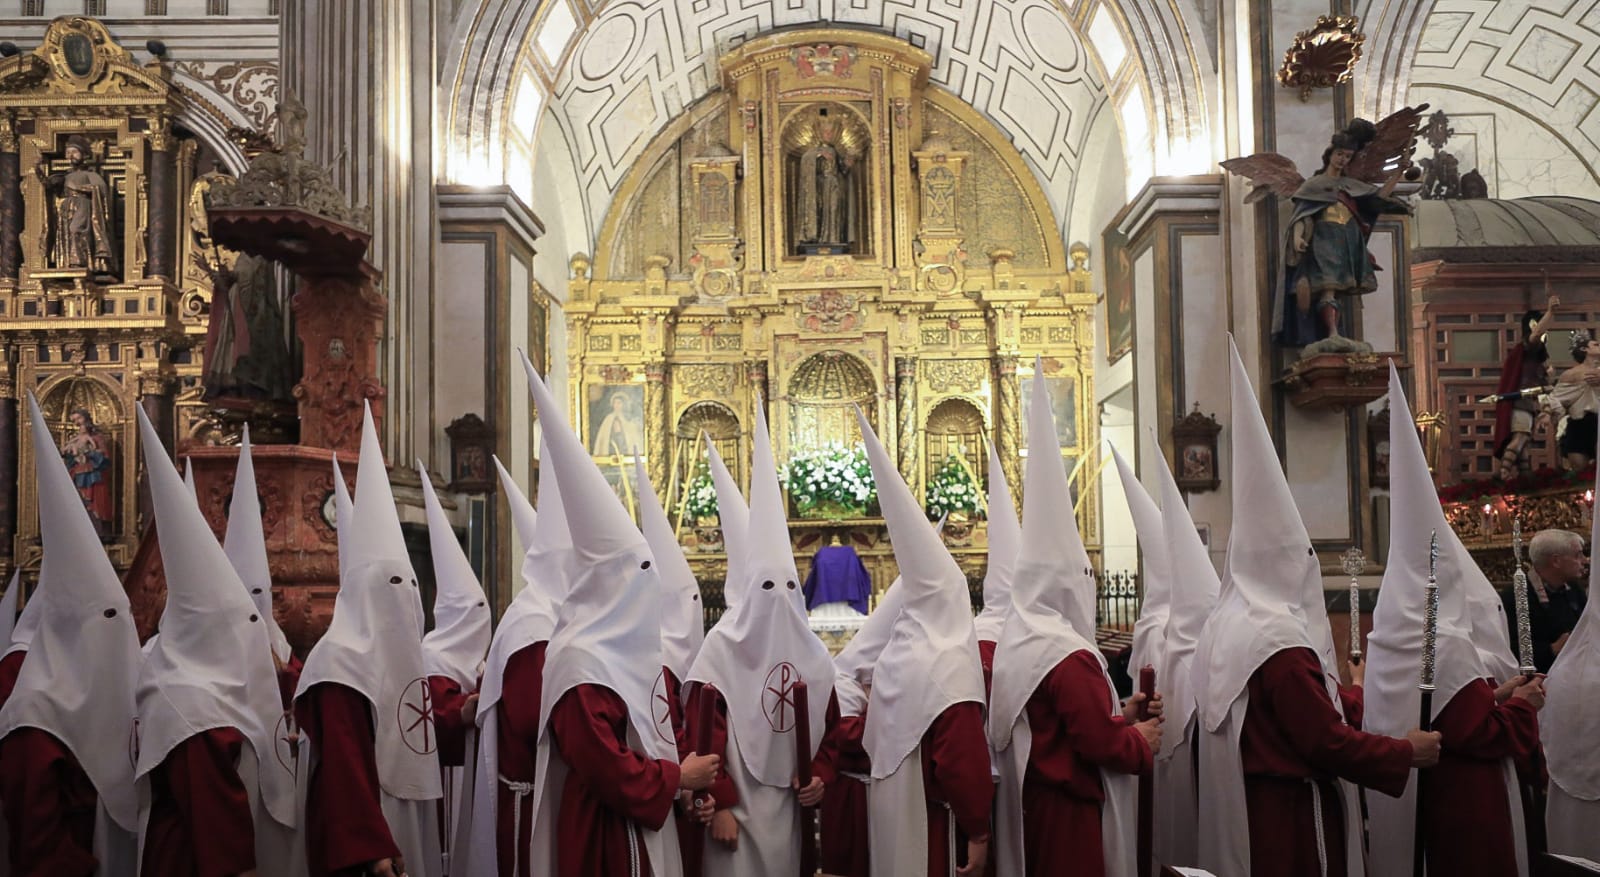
[925,360,986,394]
[1278,16,1366,101]
[790,44,857,79]
[798,289,862,334]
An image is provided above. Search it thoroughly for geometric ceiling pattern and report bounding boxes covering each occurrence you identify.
[537,0,1109,237]
[1406,0,1600,198]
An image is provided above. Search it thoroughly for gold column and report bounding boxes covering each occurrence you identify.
[996,355,1021,501]
[746,358,768,486]
[644,360,669,493]
[895,355,918,489]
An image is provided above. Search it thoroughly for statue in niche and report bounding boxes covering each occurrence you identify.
[793,113,855,252]
[191,162,295,403]
[1222,105,1429,356]
[35,135,119,279]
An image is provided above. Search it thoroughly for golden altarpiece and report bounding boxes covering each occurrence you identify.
[0,17,280,595]
[566,29,1100,601]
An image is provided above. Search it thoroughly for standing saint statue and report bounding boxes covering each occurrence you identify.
[1222,106,1430,355]
[191,163,294,403]
[795,116,852,247]
[36,134,118,279]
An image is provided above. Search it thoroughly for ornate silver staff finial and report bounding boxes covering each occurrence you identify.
[1512,514,1537,676]
[1421,530,1440,692]
[1341,547,1366,662]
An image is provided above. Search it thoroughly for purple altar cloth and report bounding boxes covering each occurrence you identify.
[803,544,872,615]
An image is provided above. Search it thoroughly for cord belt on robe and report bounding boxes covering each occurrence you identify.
[499,774,535,877]
[1305,778,1328,877]
[627,819,640,877]
[940,799,957,877]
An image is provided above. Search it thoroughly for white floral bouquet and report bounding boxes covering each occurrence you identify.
[680,462,719,522]
[781,442,877,519]
[925,454,981,521]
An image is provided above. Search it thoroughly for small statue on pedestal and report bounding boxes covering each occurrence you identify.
[1223,105,1429,356]
[35,134,119,280]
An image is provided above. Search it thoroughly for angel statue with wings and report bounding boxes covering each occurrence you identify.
[1223,105,1428,355]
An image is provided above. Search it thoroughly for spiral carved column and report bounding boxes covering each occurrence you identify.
[995,355,1021,503]
[895,356,918,490]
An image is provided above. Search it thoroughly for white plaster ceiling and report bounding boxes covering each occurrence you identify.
[1396,0,1600,199]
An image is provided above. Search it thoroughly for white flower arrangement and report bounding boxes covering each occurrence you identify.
[781,442,877,518]
[680,463,720,522]
[925,454,981,520]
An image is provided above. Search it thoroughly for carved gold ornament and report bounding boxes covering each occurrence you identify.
[1278,16,1366,102]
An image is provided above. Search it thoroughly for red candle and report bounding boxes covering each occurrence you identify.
[694,683,718,757]
[793,680,812,785]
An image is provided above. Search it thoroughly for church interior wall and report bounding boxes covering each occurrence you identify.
[1100,385,1138,571]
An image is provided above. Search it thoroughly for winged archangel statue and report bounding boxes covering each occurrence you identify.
[1222,104,1430,356]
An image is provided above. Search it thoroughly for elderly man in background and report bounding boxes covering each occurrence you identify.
[1512,530,1590,674]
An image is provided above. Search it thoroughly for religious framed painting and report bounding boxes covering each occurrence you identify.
[1103,226,1134,365]
[527,291,549,378]
[588,383,646,458]
[1172,402,1222,493]
[1019,375,1078,450]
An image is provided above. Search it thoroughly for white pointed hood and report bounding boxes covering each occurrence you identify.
[686,399,834,787]
[1114,445,1171,680]
[973,440,1019,643]
[331,454,353,577]
[1194,339,1340,734]
[224,427,292,664]
[635,456,704,681]
[523,354,675,763]
[857,410,985,778]
[183,457,197,500]
[3,568,41,660]
[1544,453,1600,800]
[134,406,296,826]
[478,438,571,718]
[988,360,1103,749]
[418,463,492,690]
[0,395,141,830]
[1150,427,1219,759]
[832,577,904,718]
[1364,363,1497,875]
[706,438,750,609]
[294,403,441,801]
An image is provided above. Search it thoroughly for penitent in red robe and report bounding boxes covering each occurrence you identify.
[295,682,401,877]
[812,690,869,877]
[1417,678,1540,876]
[140,727,256,877]
[0,726,98,877]
[548,684,682,877]
[923,701,994,877]
[495,642,546,877]
[1020,650,1151,877]
[1241,648,1412,877]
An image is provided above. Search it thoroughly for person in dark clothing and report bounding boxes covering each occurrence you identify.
[1511,529,1591,673]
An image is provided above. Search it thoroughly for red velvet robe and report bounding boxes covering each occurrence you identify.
[923,701,994,877]
[139,727,255,877]
[0,727,98,877]
[548,684,682,877]
[662,668,702,877]
[811,690,869,877]
[1417,678,1540,876]
[978,640,997,700]
[295,682,401,877]
[276,653,303,712]
[428,675,472,769]
[0,650,26,708]
[495,641,546,877]
[682,683,740,819]
[1020,650,1151,877]
[1240,648,1412,877]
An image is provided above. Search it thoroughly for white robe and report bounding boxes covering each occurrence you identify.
[1153,718,1200,870]
[1548,782,1600,862]
[701,719,800,877]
